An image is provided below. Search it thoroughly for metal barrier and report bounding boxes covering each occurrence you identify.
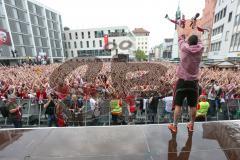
[0,98,240,128]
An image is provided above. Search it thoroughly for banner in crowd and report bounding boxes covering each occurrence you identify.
[0,28,11,46]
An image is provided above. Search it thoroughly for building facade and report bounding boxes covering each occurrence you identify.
[209,0,240,61]
[0,0,64,63]
[199,0,217,59]
[160,38,173,59]
[132,28,150,55]
[63,26,136,59]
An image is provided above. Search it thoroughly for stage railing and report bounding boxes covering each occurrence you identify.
[0,98,239,128]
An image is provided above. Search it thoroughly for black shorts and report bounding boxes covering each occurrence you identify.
[173,79,199,107]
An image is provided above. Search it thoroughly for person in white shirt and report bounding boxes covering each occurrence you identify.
[89,96,97,111]
[163,96,173,113]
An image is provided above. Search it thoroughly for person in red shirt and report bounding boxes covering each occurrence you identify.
[126,94,136,124]
[36,86,47,104]
[56,82,69,100]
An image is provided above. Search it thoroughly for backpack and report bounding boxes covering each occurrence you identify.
[0,103,9,118]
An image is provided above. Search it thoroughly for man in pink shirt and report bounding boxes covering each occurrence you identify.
[168,29,204,133]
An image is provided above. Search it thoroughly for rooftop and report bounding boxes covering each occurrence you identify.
[132,28,150,34]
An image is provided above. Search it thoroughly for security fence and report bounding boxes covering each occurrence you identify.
[0,98,239,128]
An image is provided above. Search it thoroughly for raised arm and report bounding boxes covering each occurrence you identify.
[178,35,186,50]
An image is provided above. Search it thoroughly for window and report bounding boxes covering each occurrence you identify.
[220,10,223,19]
[93,40,95,48]
[211,41,221,51]
[81,32,84,39]
[228,12,232,22]
[223,7,227,17]
[88,31,91,38]
[230,35,235,47]
[71,50,74,57]
[113,39,116,44]
[238,34,240,48]
[99,40,102,47]
[212,25,224,36]
[68,42,71,49]
[80,41,83,48]
[234,33,239,48]
[94,31,97,38]
[63,33,66,40]
[75,32,78,39]
[238,15,240,25]
[86,41,89,48]
[64,42,67,48]
[74,41,77,48]
[69,33,72,40]
[218,42,221,51]
[220,25,224,33]
[234,15,239,26]
[225,31,229,41]
[65,51,68,58]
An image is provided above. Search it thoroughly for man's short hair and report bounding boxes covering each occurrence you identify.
[188,35,198,46]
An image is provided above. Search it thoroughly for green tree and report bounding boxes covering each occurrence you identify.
[135,50,147,61]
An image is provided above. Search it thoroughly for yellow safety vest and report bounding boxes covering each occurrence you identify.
[197,101,209,116]
[110,99,122,115]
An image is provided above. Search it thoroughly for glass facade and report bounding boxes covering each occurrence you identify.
[0,0,63,60]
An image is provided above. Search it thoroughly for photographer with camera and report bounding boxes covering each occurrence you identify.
[44,93,58,127]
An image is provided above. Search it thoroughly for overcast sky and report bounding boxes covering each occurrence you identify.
[39,0,205,48]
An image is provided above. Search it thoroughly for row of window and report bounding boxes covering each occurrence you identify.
[66,40,104,49]
[212,25,224,36]
[28,2,44,17]
[4,3,60,31]
[211,41,221,52]
[4,0,25,10]
[214,6,227,23]
[230,32,240,52]
[65,29,126,40]
[66,49,112,58]
[137,46,148,50]
[4,0,58,22]
[12,33,33,46]
[9,19,30,34]
[77,50,111,57]
[6,5,28,23]
[138,42,147,45]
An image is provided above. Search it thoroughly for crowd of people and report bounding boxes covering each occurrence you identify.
[0,61,239,128]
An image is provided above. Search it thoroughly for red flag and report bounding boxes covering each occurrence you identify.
[104,34,109,49]
[0,28,11,46]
